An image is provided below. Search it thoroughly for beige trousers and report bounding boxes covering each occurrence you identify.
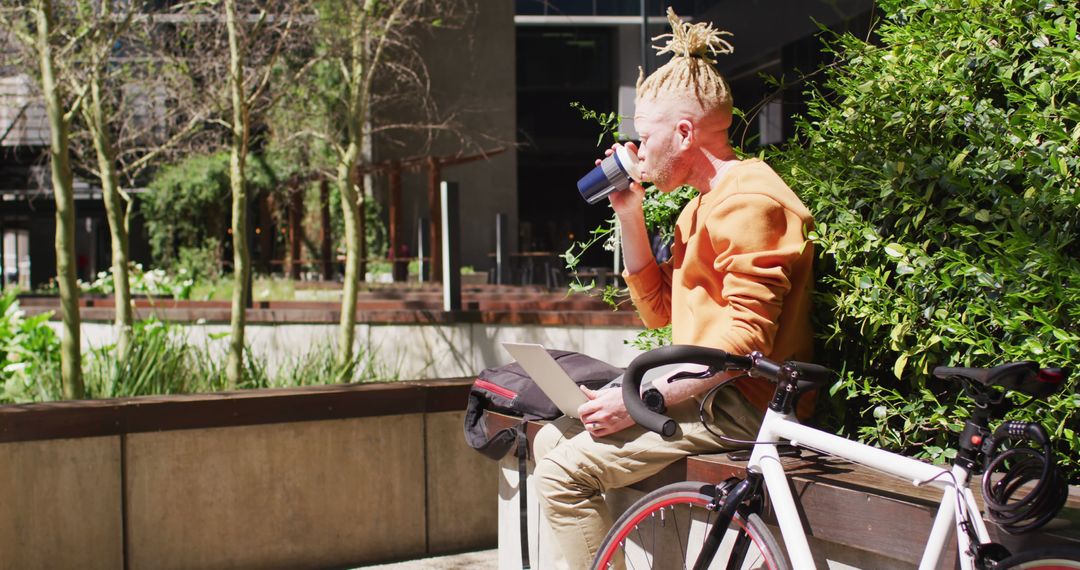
[532,386,762,569]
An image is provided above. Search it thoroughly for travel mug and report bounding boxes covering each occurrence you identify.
[576,144,641,204]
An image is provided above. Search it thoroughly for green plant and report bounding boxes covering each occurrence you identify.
[0,290,62,403]
[79,263,195,300]
[141,152,231,267]
[367,259,392,275]
[248,342,400,389]
[768,0,1079,470]
[176,238,223,284]
[0,302,403,405]
[141,152,279,269]
[85,318,208,397]
[571,101,624,146]
[561,184,696,312]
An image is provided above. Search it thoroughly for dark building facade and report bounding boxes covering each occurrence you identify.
[2,2,874,288]
[513,0,875,267]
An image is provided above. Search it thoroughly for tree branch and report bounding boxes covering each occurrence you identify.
[62,82,91,124]
[121,112,206,178]
[246,8,288,105]
[0,102,30,145]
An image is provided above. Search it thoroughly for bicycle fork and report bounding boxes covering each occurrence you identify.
[693,473,764,570]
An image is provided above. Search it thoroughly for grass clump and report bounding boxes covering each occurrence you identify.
[0,292,399,404]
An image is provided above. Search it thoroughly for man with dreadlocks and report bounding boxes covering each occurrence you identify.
[532,8,815,568]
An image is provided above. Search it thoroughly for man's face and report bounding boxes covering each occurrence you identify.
[633,99,686,192]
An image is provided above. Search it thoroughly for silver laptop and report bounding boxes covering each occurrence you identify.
[501,342,589,418]
[501,342,694,419]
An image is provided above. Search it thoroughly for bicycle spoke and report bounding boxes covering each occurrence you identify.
[628,525,644,569]
[623,538,638,570]
[595,485,787,570]
[672,505,688,570]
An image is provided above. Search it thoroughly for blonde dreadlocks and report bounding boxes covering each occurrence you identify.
[636,8,735,119]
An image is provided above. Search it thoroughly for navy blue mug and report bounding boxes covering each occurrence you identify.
[576,144,641,204]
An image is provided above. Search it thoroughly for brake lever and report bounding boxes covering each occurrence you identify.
[669,366,721,382]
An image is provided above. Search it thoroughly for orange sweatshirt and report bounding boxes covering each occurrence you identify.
[624,158,815,414]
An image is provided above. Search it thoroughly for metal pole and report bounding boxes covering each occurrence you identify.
[641,0,649,75]
[495,212,507,285]
[417,218,428,283]
[440,182,461,311]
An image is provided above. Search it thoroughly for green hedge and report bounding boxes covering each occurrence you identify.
[770,0,1079,470]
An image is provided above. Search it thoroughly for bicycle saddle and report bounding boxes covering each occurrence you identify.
[932,361,1069,399]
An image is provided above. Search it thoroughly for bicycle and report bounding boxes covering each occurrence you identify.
[592,345,1079,570]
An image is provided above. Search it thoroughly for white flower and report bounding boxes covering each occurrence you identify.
[3,362,29,373]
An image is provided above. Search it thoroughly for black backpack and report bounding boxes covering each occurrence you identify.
[463,349,622,569]
[464,349,623,459]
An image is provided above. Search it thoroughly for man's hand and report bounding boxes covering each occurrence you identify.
[578,386,636,438]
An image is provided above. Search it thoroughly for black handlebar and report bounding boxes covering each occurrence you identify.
[622,345,750,436]
[622,345,832,437]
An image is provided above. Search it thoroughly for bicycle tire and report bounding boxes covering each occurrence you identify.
[994,546,1080,569]
[592,481,790,570]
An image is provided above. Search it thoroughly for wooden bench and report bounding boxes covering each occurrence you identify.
[494,416,1080,569]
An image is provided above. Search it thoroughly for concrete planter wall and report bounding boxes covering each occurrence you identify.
[23,295,649,377]
[0,380,494,569]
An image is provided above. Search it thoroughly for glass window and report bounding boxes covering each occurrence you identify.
[2,229,30,290]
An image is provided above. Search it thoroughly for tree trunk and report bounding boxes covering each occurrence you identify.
[335,2,370,375]
[36,0,83,398]
[335,145,361,373]
[287,184,303,281]
[320,179,332,280]
[257,192,272,274]
[388,160,404,281]
[86,39,133,363]
[225,0,250,388]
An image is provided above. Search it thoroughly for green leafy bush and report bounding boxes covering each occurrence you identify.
[769,0,1079,470]
[141,152,280,271]
[176,238,224,284]
[562,0,1079,473]
[141,152,233,269]
[0,290,62,403]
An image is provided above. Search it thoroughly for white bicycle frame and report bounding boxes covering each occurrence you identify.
[748,407,993,570]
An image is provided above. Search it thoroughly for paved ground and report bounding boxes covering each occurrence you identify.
[354,549,498,569]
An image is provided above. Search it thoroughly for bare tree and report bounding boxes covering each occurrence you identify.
[296,0,474,372]
[1,0,84,398]
[166,0,312,387]
[75,1,139,362]
[66,2,219,363]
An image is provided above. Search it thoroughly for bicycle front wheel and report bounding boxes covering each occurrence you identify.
[592,481,790,570]
[995,547,1080,569]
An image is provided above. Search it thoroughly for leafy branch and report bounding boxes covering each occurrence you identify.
[570,100,623,147]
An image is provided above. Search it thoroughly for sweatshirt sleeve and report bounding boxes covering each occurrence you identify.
[704,192,804,356]
[623,258,674,329]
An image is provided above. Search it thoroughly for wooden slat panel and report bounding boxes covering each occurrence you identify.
[512,421,1080,566]
[688,453,1080,564]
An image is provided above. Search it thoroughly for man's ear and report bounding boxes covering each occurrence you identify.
[675,119,694,150]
